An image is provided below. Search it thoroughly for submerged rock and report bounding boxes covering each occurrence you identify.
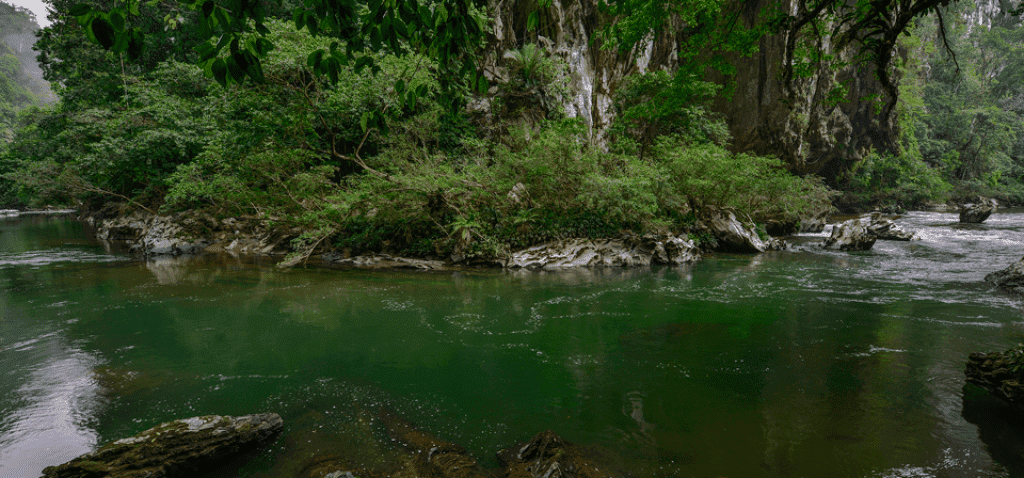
[498,430,621,478]
[380,408,488,478]
[966,349,1024,413]
[985,256,1024,293]
[41,413,283,478]
[508,234,699,269]
[822,218,876,251]
[960,200,996,223]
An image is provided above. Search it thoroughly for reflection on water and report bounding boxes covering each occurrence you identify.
[1,212,1024,477]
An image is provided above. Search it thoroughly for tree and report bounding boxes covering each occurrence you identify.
[67,0,488,122]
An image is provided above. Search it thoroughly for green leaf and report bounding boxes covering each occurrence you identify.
[201,0,215,18]
[360,111,371,132]
[395,79,406,94]
[226,55,245,84]
[127,0,140,16]
[307,49,325,69]
[91,18,116,49]
[111,31,130,53]
[211,58,228,87]
[68,3,91,17]
[109,11,125,31]
[527,11,539,31]
[354,55,372,74]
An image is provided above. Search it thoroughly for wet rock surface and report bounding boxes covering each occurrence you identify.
[322,253,448,270]
[960,200,996,223]
[499,430,621,478]
[823,218,877,251]
[985,256,1024,293]
[41,413,284,478]
[700,208,767,253]
[864,213,916,241]
[507,234,699,269]
[966,350,1024,413]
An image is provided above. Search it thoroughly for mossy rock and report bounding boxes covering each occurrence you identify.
[41,414,283,478]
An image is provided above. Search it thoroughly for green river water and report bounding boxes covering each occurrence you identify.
[2,212,1024,477]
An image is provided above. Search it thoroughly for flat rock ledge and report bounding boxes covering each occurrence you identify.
[507,234,699,269]
[985,256,1024,293]
[41,413,284,478]
[966,350,1024,413]
[322,253,448,270]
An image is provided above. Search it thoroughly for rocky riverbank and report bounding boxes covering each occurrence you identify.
[84,205,816,269]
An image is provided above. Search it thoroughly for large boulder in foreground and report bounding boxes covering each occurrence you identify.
[985,256,1024,294]
[960,200,996,223]
[508,234,699,269]
[42,413,283,478]
[823,218,877,251]
[966,349,1024,413]
[498,430,621,478]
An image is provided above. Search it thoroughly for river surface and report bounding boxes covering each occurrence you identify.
[1,211,1024,477]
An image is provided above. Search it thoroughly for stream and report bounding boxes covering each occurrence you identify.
[1,211,1023,478]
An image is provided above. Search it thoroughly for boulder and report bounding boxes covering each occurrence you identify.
[966,349,1024,413]
[507,234,699,269]
[822,218,877,251]
[960,200,996,223]
[498,430,621,478]
[42,413,283,478]
[985,256,1024,293]
[700,208,767,253]
[864,213,915,241]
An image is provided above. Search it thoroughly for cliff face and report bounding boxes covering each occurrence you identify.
[485,0,899,180]
[709,0,898,179]
[486,0,682,140]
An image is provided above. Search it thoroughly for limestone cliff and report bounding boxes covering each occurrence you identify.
[484,0,901,180]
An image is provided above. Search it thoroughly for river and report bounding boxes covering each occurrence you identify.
[1,211,1023,477]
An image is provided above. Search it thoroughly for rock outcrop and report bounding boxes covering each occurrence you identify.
[966,349,1024,413]
[42,413,284,478]
[507,234,699,269]
[960,200,997,223]
[94,212,296,256]
[499,430,621,478]
[985,256,1024,293]
[823,218,877,251]
[864,213,915,241]
[700,208,776,253]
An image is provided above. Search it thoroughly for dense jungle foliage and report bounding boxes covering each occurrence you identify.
[1,0,1023,259]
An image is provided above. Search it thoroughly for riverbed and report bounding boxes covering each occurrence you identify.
[1,211,1023,477]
